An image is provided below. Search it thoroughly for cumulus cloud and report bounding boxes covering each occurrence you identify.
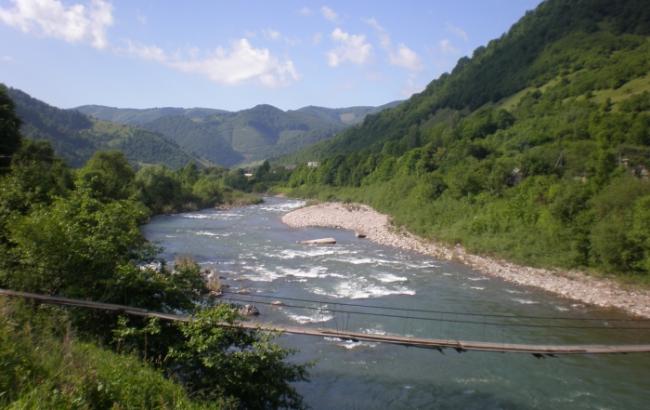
[439,38,459,54]
[363,17,390,48]
[123,41,166,63]
[122,38,299,87]
[364,17,422,72]
[0,0,113,49]
[389,44,423,71]
[320,5,339,23]
[326,28,372,67]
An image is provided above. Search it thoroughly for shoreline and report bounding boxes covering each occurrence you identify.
[282,202,650,318]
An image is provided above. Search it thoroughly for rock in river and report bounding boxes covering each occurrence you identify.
[299,237,337,245]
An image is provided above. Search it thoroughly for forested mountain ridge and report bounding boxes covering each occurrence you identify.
[286,0,650,279]
[76,101,401,166]
[5,87,197,169]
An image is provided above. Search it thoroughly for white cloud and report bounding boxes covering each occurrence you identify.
[364,17,422,72]
[439,38,459,54]
[389,44,423,71]
[123,41,166,63]
[327,28,372,67]
[122,38,299,87]
[363,17,390,48]
[312,32,323,45]
[1,55,15,63]
[0,0,113,49]
[298,6,312,16]
[262,28,281,41]
[446,22,468,42]
[261,28,300,46]
[320,5,339,23]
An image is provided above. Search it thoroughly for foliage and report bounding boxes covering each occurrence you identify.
[4,86,196,168]
[0,85,22,173]
[0,300,220,409]
[0,98,307,408]
[167,306,309,409]
[285,0,650,279]
[77,102,401,167]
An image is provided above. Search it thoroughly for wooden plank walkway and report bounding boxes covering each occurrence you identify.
[2,288,650,356]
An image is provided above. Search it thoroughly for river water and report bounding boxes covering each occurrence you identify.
[142,197,650,409]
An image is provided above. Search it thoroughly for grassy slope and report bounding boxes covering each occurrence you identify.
[0,300,217,409]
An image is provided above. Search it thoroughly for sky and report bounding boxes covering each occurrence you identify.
[0,0,543,111]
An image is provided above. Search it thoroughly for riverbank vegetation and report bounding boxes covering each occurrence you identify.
[283,0,650,282]
[0,87,308,409]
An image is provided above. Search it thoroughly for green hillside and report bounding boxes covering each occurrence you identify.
[6,87,196,168]
[286,0,650,279]
[76,102,400,167]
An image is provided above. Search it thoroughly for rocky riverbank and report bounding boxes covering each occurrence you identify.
[282,202,650,318]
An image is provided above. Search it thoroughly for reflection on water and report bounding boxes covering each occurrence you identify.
[142,197,650,410]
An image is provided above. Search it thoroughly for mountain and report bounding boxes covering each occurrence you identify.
[76,101,401,167]
[286,0,650,278]
[6,87,197,168]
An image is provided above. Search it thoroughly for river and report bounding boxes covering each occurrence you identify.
[142,197,650,409]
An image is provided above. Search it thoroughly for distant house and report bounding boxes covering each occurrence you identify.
[307,161,320,168]
[244,172,254,178]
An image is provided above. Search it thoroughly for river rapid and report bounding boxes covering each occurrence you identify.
[142,197,650,409]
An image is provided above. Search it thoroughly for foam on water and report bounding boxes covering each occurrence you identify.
[512,298,539,305]
[240,265,342,282]
[312,280,416,299]
[241,266,284,282]
[182,212,242,220]
[469,286,485,291]
[467,277,489,281]
[323,337,378,350]
[271,248,357,260]
[504,289,527,294]
[285,310,334,324]
[375,273,408,283]
[278,266,328,278]
[330,256,438,270]
[195,231,219,237]
[362,328,387,336]
[258,200,306,213]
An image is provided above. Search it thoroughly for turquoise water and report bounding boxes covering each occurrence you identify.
[142,197,650,409]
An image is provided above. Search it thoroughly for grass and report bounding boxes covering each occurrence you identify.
[0,300,221,409]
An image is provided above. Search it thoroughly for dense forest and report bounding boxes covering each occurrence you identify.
[0,86,308,409]
[285,0,650,280]
[6,87,198,169]
[77,101,400,167]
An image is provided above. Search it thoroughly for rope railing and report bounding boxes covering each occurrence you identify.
[3,288,650,356]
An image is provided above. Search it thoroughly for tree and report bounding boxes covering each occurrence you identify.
[0,86,22,173]
[167,306,309,409]
[77,151,136,201]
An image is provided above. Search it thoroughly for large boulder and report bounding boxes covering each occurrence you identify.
[238,304,260,316]
[206,270,221,293]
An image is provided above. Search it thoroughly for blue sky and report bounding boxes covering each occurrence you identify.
[0,0,542,111]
